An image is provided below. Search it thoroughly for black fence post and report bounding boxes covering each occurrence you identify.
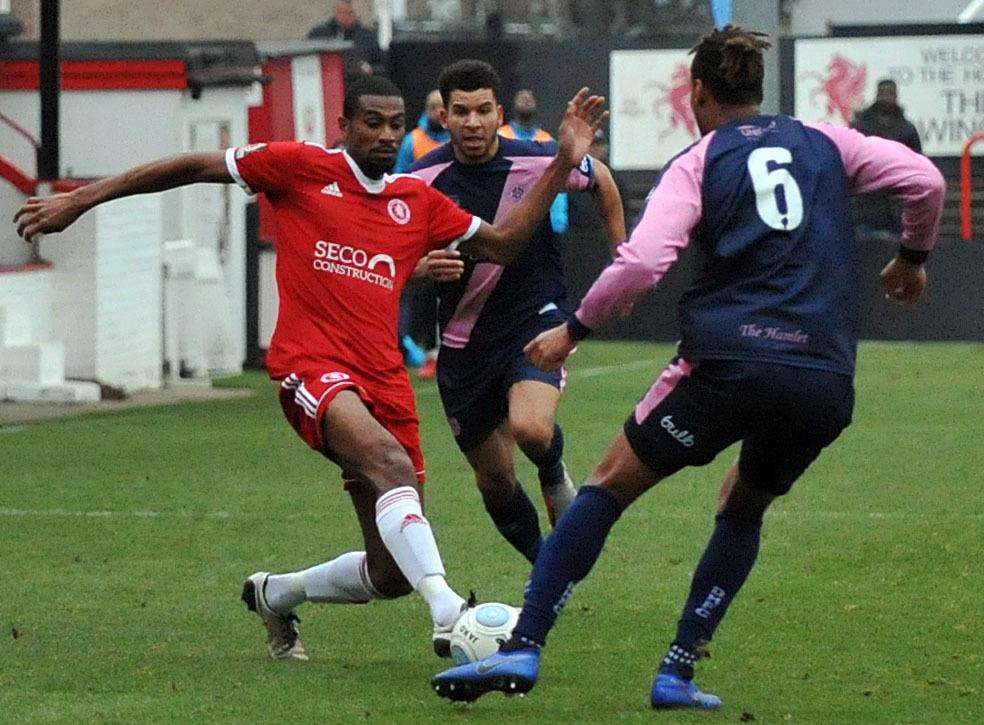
[244,200,266,369]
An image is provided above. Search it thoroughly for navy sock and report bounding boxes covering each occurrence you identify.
[484,483,543,564]
[661,513,762,679]
[528,424,564,489]
[507,485,622,648]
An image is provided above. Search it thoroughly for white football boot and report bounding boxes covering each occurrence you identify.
[432,592,475,659]
[241,571,309,661]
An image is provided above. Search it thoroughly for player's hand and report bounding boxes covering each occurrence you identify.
[524,323,577,372]
[13,192,87,244]
[880,255,927,309]
[556,87,609,169]
[413,249,465,282]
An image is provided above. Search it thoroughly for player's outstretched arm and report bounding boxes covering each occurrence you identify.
[589,160,627,253]
[13,152,232,243]
[465,88,608,264]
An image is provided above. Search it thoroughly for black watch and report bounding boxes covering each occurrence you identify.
[566,316,592,342]
[898,245,929,265]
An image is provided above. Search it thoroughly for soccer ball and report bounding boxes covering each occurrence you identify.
[449,602,520,665]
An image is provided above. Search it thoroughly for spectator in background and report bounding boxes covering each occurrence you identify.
[852,79,924,241]
[308,1,383,74]
[396,90,450,172]
[500,89,570,235]
[397,90,452,379]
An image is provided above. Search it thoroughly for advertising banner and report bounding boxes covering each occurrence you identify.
[795,35,984,156]
[609,49,698,170]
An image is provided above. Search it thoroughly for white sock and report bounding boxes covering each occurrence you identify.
[375,486,464,626]
[265,552,376,612]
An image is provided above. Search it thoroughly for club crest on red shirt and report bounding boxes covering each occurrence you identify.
[388,198,411,225]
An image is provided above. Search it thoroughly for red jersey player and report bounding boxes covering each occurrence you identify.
[14,75,608,664]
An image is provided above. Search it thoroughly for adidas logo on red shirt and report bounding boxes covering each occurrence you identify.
[321,182,343,197]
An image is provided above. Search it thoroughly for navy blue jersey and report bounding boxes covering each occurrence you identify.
[680,116,859,373]
[412,138,595,351]
[574,115,945,376]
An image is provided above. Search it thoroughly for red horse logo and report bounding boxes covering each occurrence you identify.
[649,64,699,140]
[803,55,868,125]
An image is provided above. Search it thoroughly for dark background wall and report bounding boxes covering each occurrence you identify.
[388,37,984,344]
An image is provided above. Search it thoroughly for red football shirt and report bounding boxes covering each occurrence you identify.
[226,142,480,383]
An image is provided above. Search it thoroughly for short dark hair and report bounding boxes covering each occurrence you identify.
[877,78,897,89]
[343,75,403,119]
[438,59,502,106]
[690,25,772,106]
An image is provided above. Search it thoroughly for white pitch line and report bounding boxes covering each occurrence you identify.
[0,507,979,522]
[0,426,26,434]
[0,508,231,520]
[575,359,655,378]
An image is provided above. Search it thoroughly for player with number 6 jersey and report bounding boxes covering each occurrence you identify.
[433,26,945,708]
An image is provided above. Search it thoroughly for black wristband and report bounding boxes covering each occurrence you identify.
[898,245,929,265]
[566,315,592,342]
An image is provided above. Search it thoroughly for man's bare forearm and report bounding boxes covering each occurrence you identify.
[591,161,626,253]
[73,152,231,211]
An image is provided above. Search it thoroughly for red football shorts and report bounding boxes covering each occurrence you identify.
[278,369,426,484]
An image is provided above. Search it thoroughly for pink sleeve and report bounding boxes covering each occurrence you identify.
[574,135,711,331]
[810,122,946,251]
[565,154,596,192]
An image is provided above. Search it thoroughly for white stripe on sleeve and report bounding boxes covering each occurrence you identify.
[224,148,254,195]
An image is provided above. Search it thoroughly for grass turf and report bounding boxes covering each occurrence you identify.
[1,341,981,722]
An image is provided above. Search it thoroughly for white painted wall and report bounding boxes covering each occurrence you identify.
[0,267,53,346]
[0,89,176,176]
[0,185,31,266]
[0,83,253,378]
[38,195,162,391]
[93,195,163,390]
[789,0,970,35]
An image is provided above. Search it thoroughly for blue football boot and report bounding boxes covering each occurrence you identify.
[431,648,540,702]
[651,671,722,709]
[401,335,427,368]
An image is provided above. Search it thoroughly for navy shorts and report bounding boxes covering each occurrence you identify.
[623,358,854,495]
[438,307,567,453]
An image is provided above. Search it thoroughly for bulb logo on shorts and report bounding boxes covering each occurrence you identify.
[313,240,396,290]
[660,415,695,447]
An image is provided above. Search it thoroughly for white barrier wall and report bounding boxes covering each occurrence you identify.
[0,186,31,266]
[0,84,253,376]
[0,267,53,346]
[41,194,163,391]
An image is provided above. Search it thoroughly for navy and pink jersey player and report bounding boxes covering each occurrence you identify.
[413,137,595,447]
[410,60,626,565]
[414,138,593,356]
[432,26,945,709]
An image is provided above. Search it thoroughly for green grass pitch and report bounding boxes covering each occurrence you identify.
[1,341,981,722]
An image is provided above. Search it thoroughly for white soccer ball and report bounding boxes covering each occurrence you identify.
[449,602,520,665]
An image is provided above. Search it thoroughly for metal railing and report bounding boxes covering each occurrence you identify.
[0,111,40,150]
[961,132,984,240]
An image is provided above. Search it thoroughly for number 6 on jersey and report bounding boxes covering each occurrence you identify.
[747,147,804,231]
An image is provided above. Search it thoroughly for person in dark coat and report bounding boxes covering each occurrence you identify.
[851,79,924,241]
[308,1,383,74]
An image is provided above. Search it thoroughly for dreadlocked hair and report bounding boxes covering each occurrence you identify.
[690,25,772,106]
